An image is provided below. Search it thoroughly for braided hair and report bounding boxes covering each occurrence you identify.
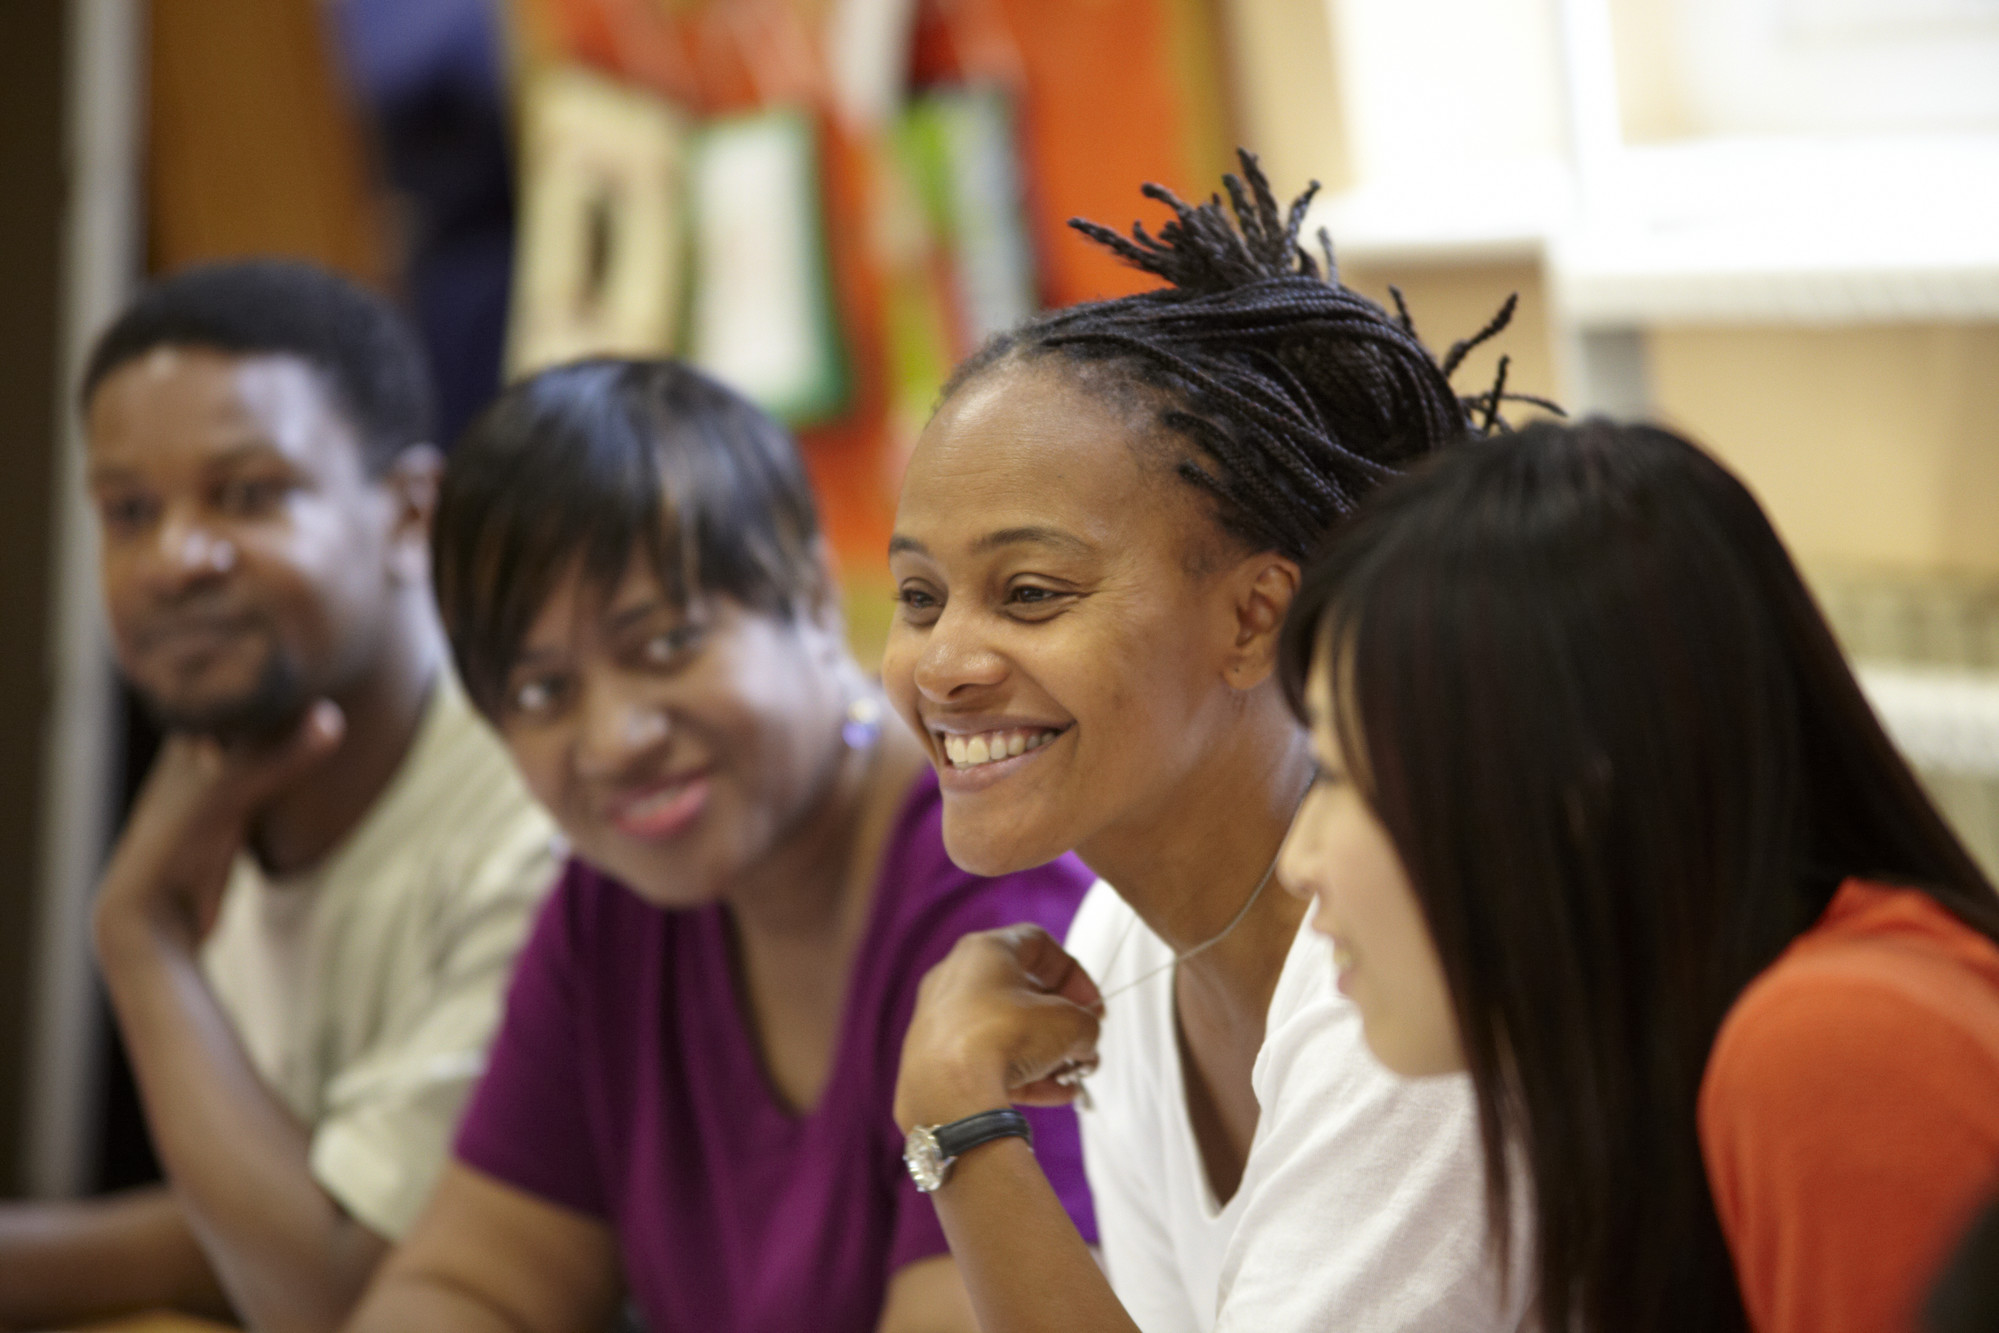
[942,150,1554,562]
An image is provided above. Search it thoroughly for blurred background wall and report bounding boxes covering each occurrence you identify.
[1,0,1994,1203]
[0,0,78,1207]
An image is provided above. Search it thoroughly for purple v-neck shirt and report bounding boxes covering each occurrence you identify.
[455,771,1097,1331]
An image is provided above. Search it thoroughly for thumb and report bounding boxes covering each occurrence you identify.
[1001,992,1101,1100]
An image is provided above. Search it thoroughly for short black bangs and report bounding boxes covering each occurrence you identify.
[433,359,822,716]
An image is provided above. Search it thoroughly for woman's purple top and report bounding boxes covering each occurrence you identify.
[455,771,1098,1332]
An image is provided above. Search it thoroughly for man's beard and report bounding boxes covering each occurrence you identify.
[138,649,310,743]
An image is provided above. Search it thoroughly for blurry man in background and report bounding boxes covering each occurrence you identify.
[0,260,557,1333]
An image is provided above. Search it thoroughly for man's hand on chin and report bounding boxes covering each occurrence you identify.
[94,700,345,961]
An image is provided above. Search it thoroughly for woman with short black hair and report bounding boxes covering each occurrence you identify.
[347,359,1096,1333]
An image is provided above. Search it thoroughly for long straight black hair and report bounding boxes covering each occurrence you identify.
[1279,417,1999,1333]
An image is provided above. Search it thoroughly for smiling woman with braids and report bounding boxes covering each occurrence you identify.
[882,153,1536,1332]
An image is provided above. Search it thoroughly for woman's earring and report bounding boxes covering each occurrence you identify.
[843,695,883,750]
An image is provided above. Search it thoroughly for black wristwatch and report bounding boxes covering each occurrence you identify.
[903,1109,1033,1193]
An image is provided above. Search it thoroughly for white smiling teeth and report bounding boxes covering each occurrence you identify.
[941,727,1060,769]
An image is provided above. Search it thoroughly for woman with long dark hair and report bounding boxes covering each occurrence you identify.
[1277,417,1999,1333]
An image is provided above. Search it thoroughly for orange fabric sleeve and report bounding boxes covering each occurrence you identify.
[1699,920,1999,1333]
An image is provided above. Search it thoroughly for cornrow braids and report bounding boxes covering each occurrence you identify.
[942,150,1556,562]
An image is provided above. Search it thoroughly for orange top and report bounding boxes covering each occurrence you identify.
[1700,880,1999,1333]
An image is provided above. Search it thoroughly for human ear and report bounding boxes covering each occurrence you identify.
[1222,553,1300,691]
[382,444,443,585]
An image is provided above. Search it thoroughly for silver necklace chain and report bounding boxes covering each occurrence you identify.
[1092,839,1285,1006]
[1052,778,1312,1103]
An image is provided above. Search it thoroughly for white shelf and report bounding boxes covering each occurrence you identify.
[1305,158,1569,269]
[1557,136,1999,325]
[1859,665,1999,779]
[1305,134,1999,325]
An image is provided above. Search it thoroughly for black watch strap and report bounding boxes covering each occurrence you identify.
[905,1109,1034,1192]
[934,1108,1033,1160]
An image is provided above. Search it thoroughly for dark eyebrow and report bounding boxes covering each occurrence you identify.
[513,595,680,671]
[88,439,285,487]
[888,527,1093,559]
[974,526,1092,556]
[607,595,674,635]
[510,644,563,671]
[206,439,290,467]
[86,462,144,488]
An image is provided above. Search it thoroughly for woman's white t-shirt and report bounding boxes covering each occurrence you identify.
[1067,880,1528,1333]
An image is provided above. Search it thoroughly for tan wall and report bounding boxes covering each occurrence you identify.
[1607,0,1698,142]
[1297,251,1999,584]
[1220,0,1999,871]
[1216,0,1353,200]
[1216,4,1557,424]
[1340,262,1562,426]
[1222,0,1999,579]
[1648,325,1999,576]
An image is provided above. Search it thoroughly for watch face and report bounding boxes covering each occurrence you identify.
[904,1125,949,1193]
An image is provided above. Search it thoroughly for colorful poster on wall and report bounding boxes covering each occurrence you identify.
[505,64,690,377]
[684,107,850,426]
[897,85,1037,351]
[509,0,1222,665]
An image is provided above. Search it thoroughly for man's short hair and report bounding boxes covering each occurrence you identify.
[81,258,435,472]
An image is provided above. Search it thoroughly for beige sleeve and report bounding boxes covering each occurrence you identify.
[308,814,560,1238]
